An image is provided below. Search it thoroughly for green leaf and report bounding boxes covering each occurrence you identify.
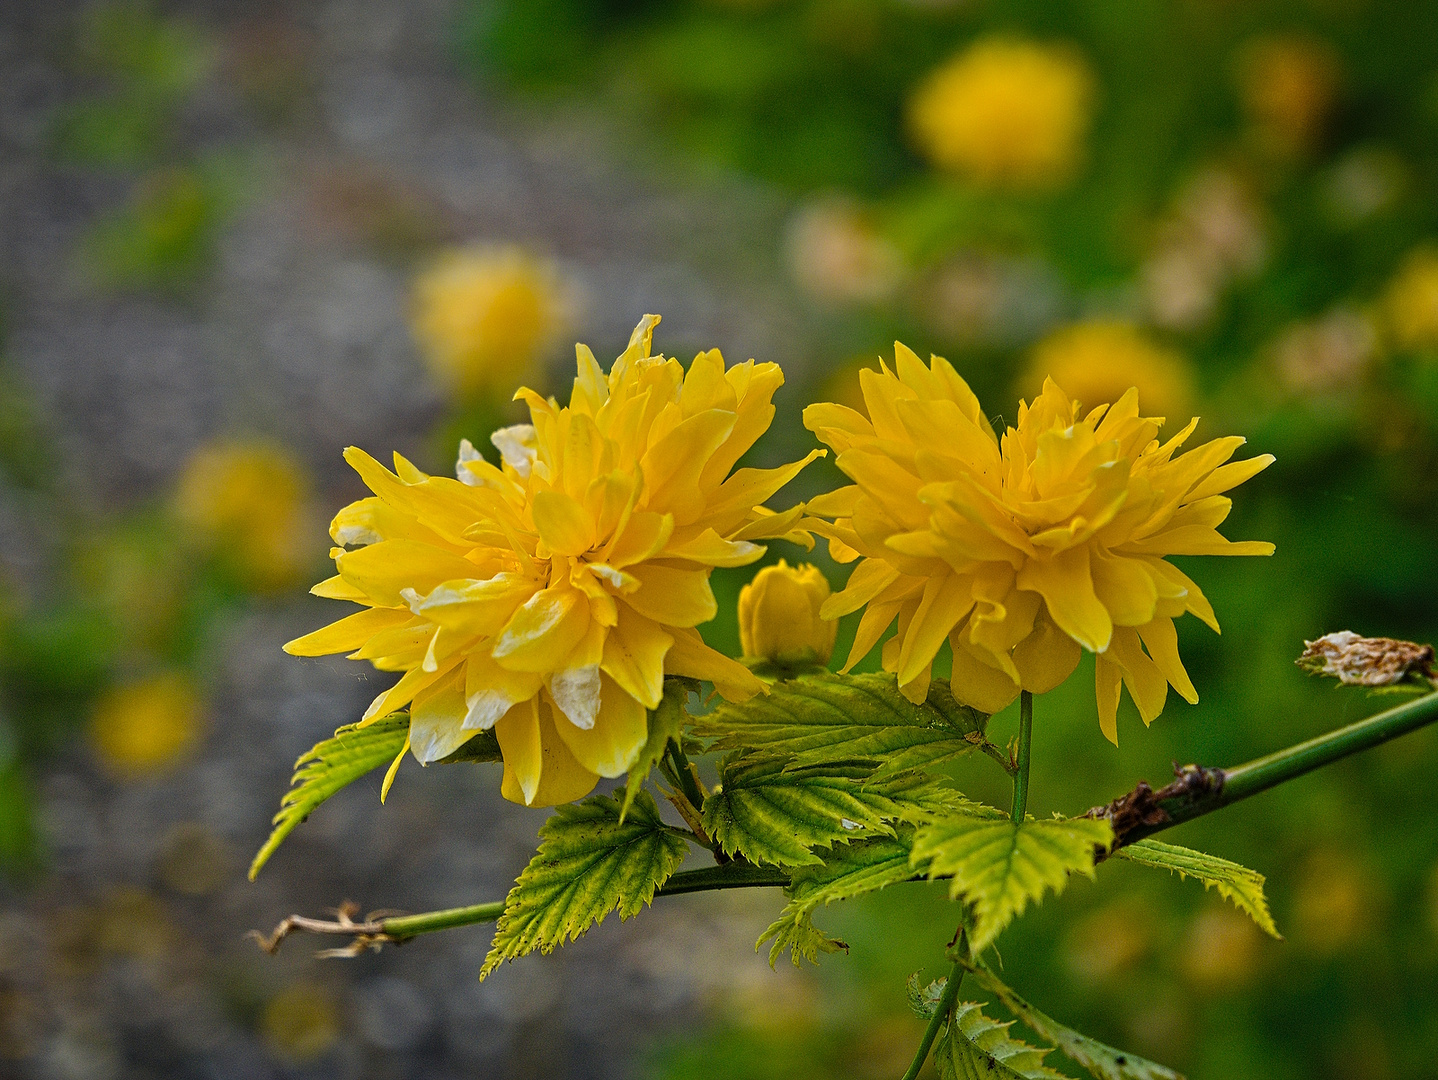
[480,790,688,979]
[758,908,849,968]
[249,715,409,881]
[907,973,948,1021]
[757,832,917,966]
[701,756,964,867]
[964,960,1184,1080]
[692,672,991,777]
[935,1000,1068,1080]
[622,680,688,822]
[1114,838,1280,939]
[912,814,1114,952]
[435,728,502,763]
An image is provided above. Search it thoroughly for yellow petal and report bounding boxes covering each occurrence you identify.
[1012,612,1081,694]
[1095,654,1122,745]
[492,587,591,671]
[662,527,764,568]
[284,606,410,656]
[380,735,408,803]
[666,627,764,700]
[1015,546,1113,653]
[623,565,717,628]
[1136,616,1198,704]
[336,540,480,608]
[503,698,601,808]
[601,609,673,710]
[823,558,901,620]
[409,669,473,763]
[362,661,458,724]
[407,574,536,636]
[640,409,736,523]
[310,574,370,602]
[898,574,976,686]
[841,599,902,674]
[532,490,596,556]
[1120,526,1274,557]
[552,676,649,778]
[1186,453,1275,502]
[1090,552,1158,628]
[464,651,545,730]
[606,511,675,568]
[495,697,544,805]
[1108,626,1169,725]
[947,634,1020,714]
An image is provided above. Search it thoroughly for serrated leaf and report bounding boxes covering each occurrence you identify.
[622,680,688,822]
[965,960,1184,1080]
[912,814,1113,953]
[702,757,964,867]
[480,790,688,979]
[249,715,409,881]
[1114,838,1280,939]
[758,908,849,967]
[908,973,948,1020]
[757,832,917,966]
[935,1001,1068,1080]
[692,672,990,777]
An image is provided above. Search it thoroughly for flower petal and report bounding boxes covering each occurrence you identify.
[552,676,648,778]
[1016,546,1113,653]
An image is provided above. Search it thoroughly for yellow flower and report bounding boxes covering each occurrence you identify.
[90,672,204,776]
[803,346,1274,742]
[1384,246,1438,352]
[410,245,572,398]
[287,315,821,806]
[908,37,1094,190]
[1026,321,1195,421]
[174,440,314,591]
[738,560,835,665]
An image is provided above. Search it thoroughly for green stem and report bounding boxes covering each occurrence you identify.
[1011,690,1033,824]
[383,900,506,940]
[901,947,967,1080]
[666,739,708,817]
[1113,689,1438,846]
[375,863,787,939]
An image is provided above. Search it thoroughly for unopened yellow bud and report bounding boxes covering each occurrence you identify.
[738,561,835,665]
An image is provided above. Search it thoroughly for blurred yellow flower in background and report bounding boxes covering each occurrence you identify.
[1236,35,1340,158]
[287,315,820,806]
[804,349,1273,740]
[1026,321,1195,420]
[410,245,573,398]
[174,440,314,592]
[738,560,835,665]
[90,672,203,777]
[1383,246,1438,352]
[908,37,1094,190]
[1290,848,1376,955]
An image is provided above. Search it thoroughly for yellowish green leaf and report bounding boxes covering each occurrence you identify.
[1114,838,1280,938]
[935,1000,1067,1080]
[912,814,1113,952]
[249,715,409,881]
[964,959,1184,1080]
[481,790,687,979]
[692,672,991,776]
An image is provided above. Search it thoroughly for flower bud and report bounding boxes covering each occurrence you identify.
[738,561,835,666]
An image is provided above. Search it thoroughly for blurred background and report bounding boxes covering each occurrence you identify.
[1,0,1437,1077]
